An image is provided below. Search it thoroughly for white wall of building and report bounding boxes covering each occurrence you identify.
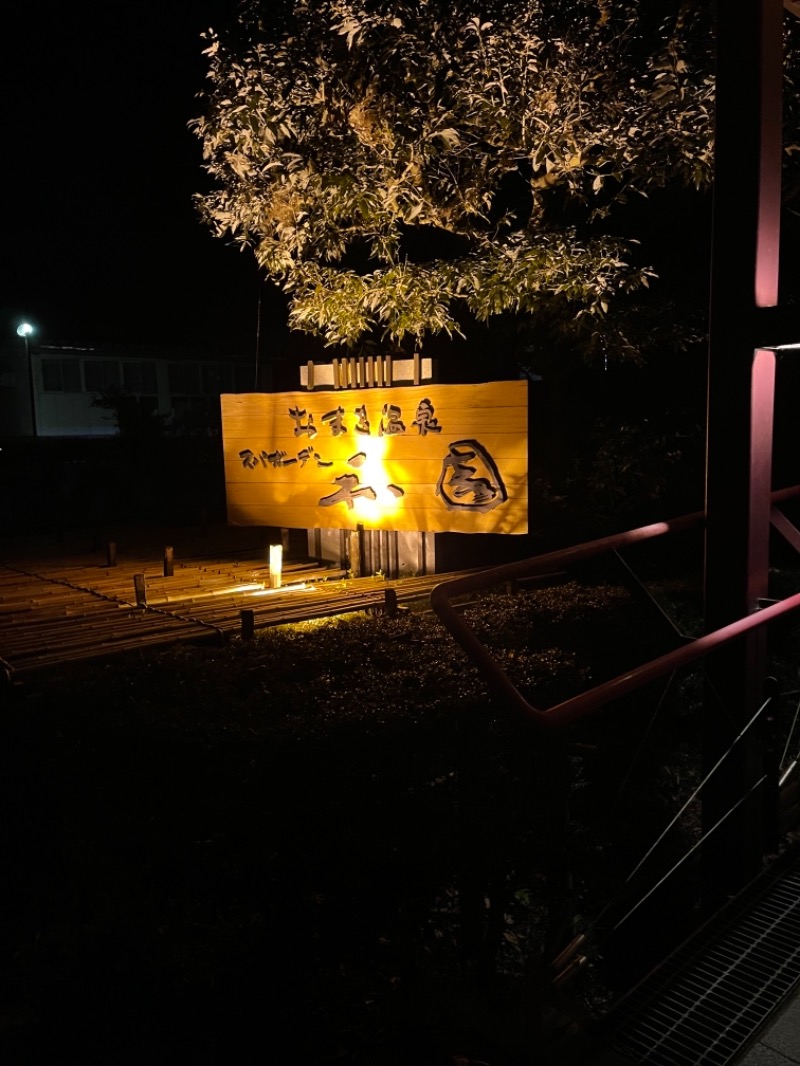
[0,344,257,438]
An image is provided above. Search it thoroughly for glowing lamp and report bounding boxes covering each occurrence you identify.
[16,321,38,438]
[269,544,283,589]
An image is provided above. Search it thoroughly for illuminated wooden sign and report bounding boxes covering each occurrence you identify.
[221,380,528,534]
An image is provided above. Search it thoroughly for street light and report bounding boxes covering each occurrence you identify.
[16,321,37,438]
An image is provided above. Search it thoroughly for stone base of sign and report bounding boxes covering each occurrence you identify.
[307,528,435,578]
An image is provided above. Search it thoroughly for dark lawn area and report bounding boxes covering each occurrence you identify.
[0,572,725,1064]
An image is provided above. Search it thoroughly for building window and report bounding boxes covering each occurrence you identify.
[84,359,121,393]
[169,361,240,398]
[171,395,211,418]
[168,362,201,396]
[41,357,82,392]
[202,363,233,395]
[122,361,158,395]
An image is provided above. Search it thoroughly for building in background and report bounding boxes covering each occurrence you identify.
[0,340,259,438]
[0,338,262,534]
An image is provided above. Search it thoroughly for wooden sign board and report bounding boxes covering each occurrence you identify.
[221,380,528,534]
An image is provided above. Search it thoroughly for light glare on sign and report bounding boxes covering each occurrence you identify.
[221,381,528,535]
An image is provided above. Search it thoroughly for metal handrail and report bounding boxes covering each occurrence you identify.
[430,500,800,730]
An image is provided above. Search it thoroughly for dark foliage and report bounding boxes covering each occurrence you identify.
[0,571,714,1064]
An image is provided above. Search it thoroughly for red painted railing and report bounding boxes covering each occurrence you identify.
[430,493,800,730]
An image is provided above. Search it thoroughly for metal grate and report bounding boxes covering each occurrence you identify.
[604,857,800,1065]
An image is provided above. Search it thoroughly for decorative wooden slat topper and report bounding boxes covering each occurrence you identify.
[221,380,528,534]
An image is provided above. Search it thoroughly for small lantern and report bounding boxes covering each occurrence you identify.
[269,544,283,589]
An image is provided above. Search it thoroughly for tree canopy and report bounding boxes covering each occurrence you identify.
[190,1,792,365]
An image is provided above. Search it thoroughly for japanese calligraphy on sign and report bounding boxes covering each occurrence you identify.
[221,381,528,534]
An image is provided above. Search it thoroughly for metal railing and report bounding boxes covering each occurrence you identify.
[430,493,800,1007]
[430,497,800,732]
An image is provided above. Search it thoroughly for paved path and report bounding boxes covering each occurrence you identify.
[735,985,800,1065]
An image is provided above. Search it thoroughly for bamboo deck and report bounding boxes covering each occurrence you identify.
[0,525,461,680]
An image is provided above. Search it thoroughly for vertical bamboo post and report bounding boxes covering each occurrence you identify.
[348,526,363,578]
[133,573,147,607]
[240,608,255,641]
[384,587,398,617]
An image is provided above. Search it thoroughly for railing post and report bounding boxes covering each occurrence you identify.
[702,0,783,907]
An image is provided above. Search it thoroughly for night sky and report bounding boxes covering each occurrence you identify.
[3,2,280,355]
